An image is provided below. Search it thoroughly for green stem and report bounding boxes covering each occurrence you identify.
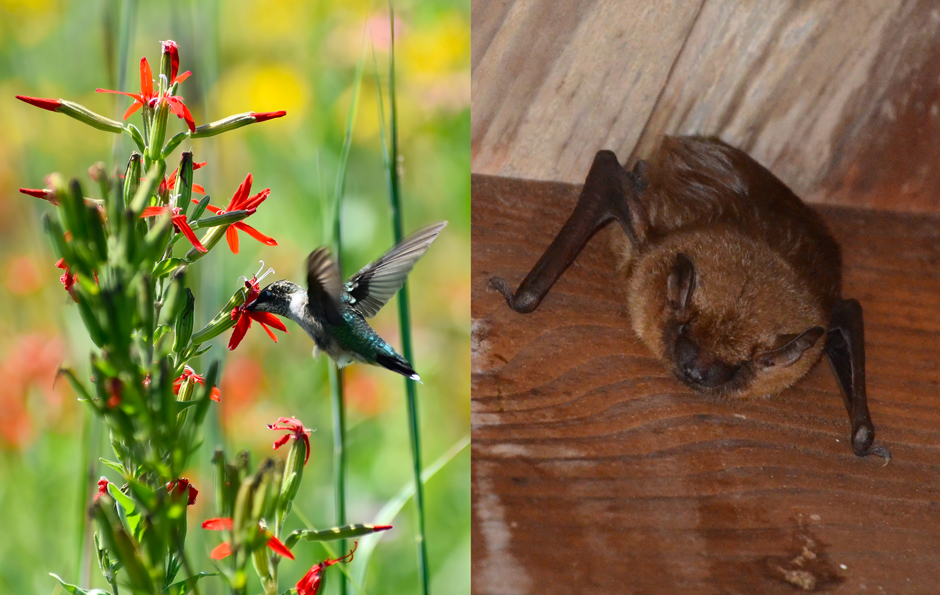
[384,5,430,593]
[329,26,367,595]
[329,364,347,595]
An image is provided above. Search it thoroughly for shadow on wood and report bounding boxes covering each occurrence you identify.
[471,173,940,594]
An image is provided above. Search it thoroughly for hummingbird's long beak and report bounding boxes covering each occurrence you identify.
[244,300,259,312]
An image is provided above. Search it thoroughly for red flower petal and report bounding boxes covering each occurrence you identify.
[210,387,221,402]
[246,311,288,332]
[95,89,143,100]
[266,534,294,560]
[251,111,287,123]
[226,224,240,254]
[233,222,278,247]
[140,57,154,100]
[210,542,232,560]
[228,312,252,351]
[193,161,207,170]
[16,95,61,112]
[202,518,234,531]
[173,215,207,252]
[242,188,271,211]
[228,174,253,211]
[192,183,206,195]
[173,70,192,85]
[258,322,279,342]
[141,206,168,218]
[272,434,291,451]
[166,96,196,133]
[123,101,143,120]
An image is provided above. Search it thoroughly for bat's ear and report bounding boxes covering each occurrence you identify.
[667,253,696,315]
[755,326,825,368]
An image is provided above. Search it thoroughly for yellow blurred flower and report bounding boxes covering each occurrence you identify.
[214,64,307,126]
[400,13,469,77]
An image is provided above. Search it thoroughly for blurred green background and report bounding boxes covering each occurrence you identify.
[0,0,469,594]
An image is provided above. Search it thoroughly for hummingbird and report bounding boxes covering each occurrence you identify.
[246,221,447,381]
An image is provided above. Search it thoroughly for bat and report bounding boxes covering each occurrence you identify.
[490,136,890,461]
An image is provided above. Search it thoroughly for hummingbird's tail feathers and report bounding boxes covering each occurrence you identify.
[375,352,420,381]
[345,221,448,319]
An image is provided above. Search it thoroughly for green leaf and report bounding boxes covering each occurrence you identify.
[124,123,146,153]
[153,258,186,278]
[55,366,94,402]
[285,524,391,549]
[106,482,141,535]
[190,194,211,221]
[49,573,111,595]
[163,571,218,595]
[98,458,125,475]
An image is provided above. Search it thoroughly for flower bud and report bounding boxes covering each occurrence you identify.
[190,284,249,344]
[161,40,180,83]
[189,111,286,138]
[174,288,195,354]
[174,151,194,216]
[148,99,170,162]
[16,96,124,132]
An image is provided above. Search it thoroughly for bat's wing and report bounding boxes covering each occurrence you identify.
[345,221,447,319]
[824,298,891,462]
[490,150,650,313]
[307,247,345,326]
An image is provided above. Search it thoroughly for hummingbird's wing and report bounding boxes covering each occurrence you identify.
[306,247,345,325]
[345,221,447,318]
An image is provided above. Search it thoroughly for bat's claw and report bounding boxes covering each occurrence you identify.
[861,443,892,466]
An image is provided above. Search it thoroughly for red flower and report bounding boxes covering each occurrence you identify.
[202,517,294,561]
[55,258,78,301]
[160,93,196,133]
[267,417,313,466]
[167,478,198,505]
[19,187,58,205]
[141,206,207,252]
[96,45,195,132]
[192,173,276,254]
[15,95,61,112]
[228,270,287,350]
[94,477,109,501]
[96,57,158,121]
[296,541,359,595]
[161,40,192,86]
[106,378,122,407]
[173,366,221,401]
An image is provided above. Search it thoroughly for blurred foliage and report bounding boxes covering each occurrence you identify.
[0,0,469,594]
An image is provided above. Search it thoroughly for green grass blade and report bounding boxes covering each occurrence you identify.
[350,435,470,590]
[110,0,137,167]
[375,5,432,593]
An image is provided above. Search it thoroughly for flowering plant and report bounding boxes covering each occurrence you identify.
[19,40,389,595]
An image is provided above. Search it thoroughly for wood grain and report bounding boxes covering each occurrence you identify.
[472,0,940,213]
[471,174,940,594]
[471,0,704,183]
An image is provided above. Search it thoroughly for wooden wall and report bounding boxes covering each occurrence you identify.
[472,0,940,212]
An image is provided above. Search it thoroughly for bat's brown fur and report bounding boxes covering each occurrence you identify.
[618,136,840,398]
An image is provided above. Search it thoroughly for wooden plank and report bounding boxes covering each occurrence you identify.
[633,0,940,213]
[470,0,704,182]
[471,0,516,74]
[471,173,940,594]
[473,0,940,213]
